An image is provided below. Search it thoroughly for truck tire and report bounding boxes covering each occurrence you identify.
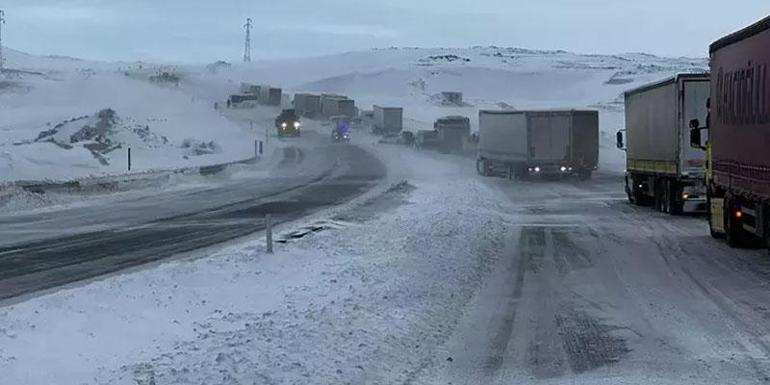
[725,195,748,248]
[476,158,489,176]
[669,180,684,215]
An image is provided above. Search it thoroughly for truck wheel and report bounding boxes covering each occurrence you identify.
[476,159,491,177]
[725,195,747,248]
[669,180,684,215]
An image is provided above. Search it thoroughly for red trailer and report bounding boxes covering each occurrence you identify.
[695,16,770,247]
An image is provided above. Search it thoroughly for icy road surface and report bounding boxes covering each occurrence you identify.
[0,131,385,301]
[1,143,769,385]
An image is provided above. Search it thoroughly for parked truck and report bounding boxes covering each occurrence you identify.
[691,16,770,248]
[477,109,598,179]
[617,73,710,214]
[373,106,403,134]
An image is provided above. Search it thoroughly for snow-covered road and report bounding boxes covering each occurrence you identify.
[1,139,769,384]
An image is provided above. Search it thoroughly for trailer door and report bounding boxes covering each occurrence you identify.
[680,79,709,178]
[529,113,570,162]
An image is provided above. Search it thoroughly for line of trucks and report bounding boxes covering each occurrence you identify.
[615,15,770,250]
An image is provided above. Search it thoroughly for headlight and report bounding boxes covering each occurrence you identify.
[682,193,690,200]
[534,167,541,173]
[281,122,287,128]
[560,166,567,172]
[294,121,301,128]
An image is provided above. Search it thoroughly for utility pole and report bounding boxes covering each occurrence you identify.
[0,9,6,72]
[243,18,252,63]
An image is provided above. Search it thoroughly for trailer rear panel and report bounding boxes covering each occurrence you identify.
[478,111,528,163]
[571,110,600,169]
[710,17,770,198]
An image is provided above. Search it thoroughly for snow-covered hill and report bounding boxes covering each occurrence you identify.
[183,47,707,170]
[0,49,253,182]
[1,46,708,181]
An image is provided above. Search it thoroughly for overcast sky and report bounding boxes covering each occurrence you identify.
[2,1,769,63]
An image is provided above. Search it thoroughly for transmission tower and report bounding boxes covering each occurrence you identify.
[0,9,5,72]
[243,17,252,63]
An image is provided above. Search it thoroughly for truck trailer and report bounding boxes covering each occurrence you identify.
[694,16,770,248]
[477,109,598,179]
[434,116,471,153]
[259,86,282,106]
[373,106,403,134]
[618,73,710,214]
[294,93,321,117]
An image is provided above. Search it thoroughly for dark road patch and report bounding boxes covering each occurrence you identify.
[0,145,385,301]
[555,309,630,373]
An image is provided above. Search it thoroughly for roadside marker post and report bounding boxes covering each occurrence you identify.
[128,147,132,171]
[266,214,274,253]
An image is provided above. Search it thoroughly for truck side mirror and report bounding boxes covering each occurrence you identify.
[690,127,702,149]
[616,131,624,150]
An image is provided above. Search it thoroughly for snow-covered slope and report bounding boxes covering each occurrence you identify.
[0,49,253,182]
[1,46,707,181]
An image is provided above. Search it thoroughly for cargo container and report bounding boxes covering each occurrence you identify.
[373,106,403,134]
[617,73,710,214]
[692,16,770,248]
[294,93,321,117]
[228,94,259,107]
[259,86,282,106]
[240,83,261,95]
[477,110,598,179]
[434,116,470,153]
[321,95,355,117]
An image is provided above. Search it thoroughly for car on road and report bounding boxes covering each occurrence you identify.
[275,109,301,137]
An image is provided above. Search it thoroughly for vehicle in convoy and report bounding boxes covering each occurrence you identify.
[321,95,356,117]
[691,16,770,248]
[275,109,301,137]
[434,116,471,153]
[617,73,710,214]
[330,115,351,142]
[373,106,403,134]
[228,94,259,108]
[294,93,321,118]
[260,86,282,106]
[477,109,598,179]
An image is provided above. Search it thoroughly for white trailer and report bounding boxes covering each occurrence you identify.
[373,106,403,134]
[617,73,709,214]
[478,109,598,179]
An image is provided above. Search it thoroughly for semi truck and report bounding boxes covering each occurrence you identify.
[373,106,403,134]
[434,116,471,153]
[477,109,598,179]
[294,93,321,117]
[691,16,770,248]
[618,73,710,214]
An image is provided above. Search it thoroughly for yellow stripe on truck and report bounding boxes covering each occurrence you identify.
[627,159,677,174]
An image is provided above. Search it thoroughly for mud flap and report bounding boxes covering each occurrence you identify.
[709,197,725,235]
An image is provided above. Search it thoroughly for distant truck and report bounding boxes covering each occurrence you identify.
[294,93,321,117]
[228,94,259,108]
[260,86,282,106]
[373,106,403,134]
[691,16,770,247]
[434,116,471,153]
[477,109,598,179]
[275,109,301,137]
[617,73,710,214]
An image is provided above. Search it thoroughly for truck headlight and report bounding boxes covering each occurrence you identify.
[534,167,541,173]
[294,121,301,129]
[281,122,287,128]
[682,192,690,200]
[560,166,567,172]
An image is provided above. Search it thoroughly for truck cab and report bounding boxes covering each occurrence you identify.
[275,109,301,137]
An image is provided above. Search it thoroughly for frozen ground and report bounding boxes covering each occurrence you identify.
[1,131,770,384]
